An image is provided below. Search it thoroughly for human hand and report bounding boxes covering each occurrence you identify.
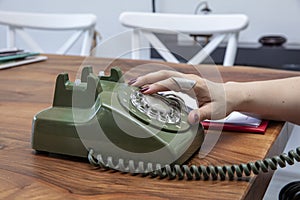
[129,70,234,124]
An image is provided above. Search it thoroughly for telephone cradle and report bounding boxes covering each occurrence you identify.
[32,67,300,180]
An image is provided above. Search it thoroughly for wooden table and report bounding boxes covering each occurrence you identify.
[1,54,300,200]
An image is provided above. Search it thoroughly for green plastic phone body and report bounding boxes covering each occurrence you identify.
[31,67,204,166]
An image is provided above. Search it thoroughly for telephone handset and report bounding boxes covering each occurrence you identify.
[32,66,300,180]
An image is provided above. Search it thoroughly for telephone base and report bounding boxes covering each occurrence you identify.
[31,67,205,166]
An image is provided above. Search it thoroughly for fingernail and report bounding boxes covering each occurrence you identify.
[128,78,137,85]
[194,113,199,123]
[139,86,149,93]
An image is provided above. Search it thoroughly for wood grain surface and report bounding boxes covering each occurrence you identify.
[1,54,300,200]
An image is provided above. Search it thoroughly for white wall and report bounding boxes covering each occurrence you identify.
[1,0,300,54]
[0,0,152,54]
[157,0,300,44]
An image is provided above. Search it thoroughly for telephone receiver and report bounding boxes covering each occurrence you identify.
[31,66,300,180]
[31,66,205,170]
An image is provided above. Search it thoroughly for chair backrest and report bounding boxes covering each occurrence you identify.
[0,11,97,56]
[119,12,249,66]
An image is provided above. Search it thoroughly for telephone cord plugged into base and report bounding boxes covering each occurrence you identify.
[88,147,300,180]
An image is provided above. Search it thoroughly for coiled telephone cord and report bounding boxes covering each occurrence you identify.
[88,147,300,180]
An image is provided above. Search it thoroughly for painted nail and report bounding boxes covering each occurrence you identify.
[128,78,137,85]
[139,86,149,93]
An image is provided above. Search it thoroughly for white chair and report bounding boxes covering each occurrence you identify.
[119,12,249,66]
[0,11,97,56]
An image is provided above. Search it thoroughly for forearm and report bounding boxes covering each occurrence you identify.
[225,77,300,125]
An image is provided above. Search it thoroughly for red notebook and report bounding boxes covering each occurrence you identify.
[201,120,269,134]
[200,112,269,134]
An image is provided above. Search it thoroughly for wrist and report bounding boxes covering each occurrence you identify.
[224,81,248,112]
